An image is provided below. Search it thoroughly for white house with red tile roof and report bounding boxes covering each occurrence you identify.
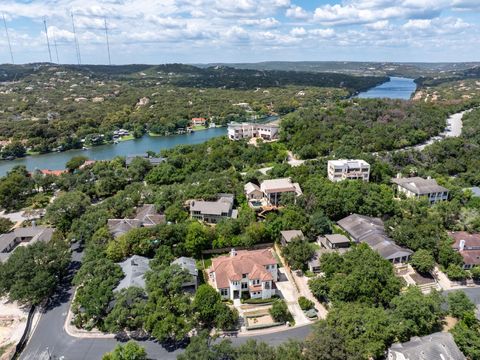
[209,248,278,300]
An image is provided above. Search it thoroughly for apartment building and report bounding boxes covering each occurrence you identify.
[227,122,279,141]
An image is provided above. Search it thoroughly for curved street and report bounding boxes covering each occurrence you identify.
[20,244,313,360]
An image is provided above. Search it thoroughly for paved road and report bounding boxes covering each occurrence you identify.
[20,244,312,360]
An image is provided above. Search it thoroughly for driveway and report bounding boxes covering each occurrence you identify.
[276,268,310,326]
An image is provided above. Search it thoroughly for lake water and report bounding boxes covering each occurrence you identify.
[356,77,416,100]
[0,77,417,177]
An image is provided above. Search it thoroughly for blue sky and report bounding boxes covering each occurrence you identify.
[0,0,479,65]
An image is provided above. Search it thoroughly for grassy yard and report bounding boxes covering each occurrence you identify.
[118,134,135,142]
[191,125,208,131]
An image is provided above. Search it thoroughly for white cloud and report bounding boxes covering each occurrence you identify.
[239,18,280,29]
[285,5,310,19]
[366,20,390,30]
[310,28,335,38]
[290,27,307,37]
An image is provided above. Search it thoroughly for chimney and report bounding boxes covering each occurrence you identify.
[427,176,432,180]
[32,220,36,228]
[230,248,237,257]
[459,239,465,251]
[396,173,402,179]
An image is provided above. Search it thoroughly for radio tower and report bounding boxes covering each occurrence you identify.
[71,12,81,64]
[52,29,60,63]
[43,18,52,62]
[104,17,111,65]
[2,13,14,64]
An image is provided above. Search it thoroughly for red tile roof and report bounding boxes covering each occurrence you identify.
[38,169,67,176]
[210,249,276,289]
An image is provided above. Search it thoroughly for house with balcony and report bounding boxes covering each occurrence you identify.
[449,231,480,269]
[209,248,278,300]
[327,159,370,182]
[189,194,238,224]
[337,214,413,264]
[391,175,449,204]
[258,178,302,207]
[227,122,279,141]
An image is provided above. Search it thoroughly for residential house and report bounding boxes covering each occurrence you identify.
[449,231,480,269]
[0,226,54,262]
[209,248,278,300]
[189,194,238,224]
[191,117,207,126]
[115,255,150,292]
[228,122,279,141]
[34,169,68,177]
[107,204,166,238]
[280,230,304,247]
[388,332,465,360]
[391,175,449,204]
[244,182,263,201]
[327,159,370,182]
[125,153,166,167]
[171,257,198,291]
[258,178,302,207]
[308,234,351,273]
[337,214,413,263]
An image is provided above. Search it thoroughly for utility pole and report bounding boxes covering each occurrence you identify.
[104,17,111,65]
[43,18,52,62]
[2,13,14,64]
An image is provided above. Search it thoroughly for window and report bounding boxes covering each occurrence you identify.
[241,283,248,289]
[220,289,228,296]
[232,281,239,286]
[242,273,247,279]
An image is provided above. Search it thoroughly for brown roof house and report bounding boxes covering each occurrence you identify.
[449,231,480,269]
[280,230,304,247]
[209,248,278,300]
[108,204,166,238]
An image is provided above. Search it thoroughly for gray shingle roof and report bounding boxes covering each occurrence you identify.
[337,214,412,261]
[171,257,198,277]
[389,332,466,360]
[190,195,235,216]
[281,230,304,243]
[115,255,151,292]
[0,226,54,261]
[107,204,165,238]
[392,177,449,195]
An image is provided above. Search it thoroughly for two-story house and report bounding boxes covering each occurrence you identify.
[391,175,449,204]
[449,231,480,269]
[189,194,238,224]
[259,178,302,206]
[327,159,371,182]
[227,122,279,141]
[209,248,278,300]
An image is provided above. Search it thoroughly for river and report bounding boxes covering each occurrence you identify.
[0,78,417,177]
[356,76,416,100]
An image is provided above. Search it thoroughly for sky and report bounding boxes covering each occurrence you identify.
[0,0,479,65]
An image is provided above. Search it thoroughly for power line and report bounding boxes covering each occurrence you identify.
[2,13,14,64]
[71,12,81,64]
[104,17,111,65]
[43,18,52,62]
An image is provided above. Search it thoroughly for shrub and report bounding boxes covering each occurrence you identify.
[269,299,293,323]
[298,296,315,311]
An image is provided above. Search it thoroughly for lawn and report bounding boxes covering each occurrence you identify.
[191,125,208,131]
[118,134,135,142]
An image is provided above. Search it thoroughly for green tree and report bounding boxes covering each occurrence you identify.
[281,237,315,270]
[0,238,70,305]
[450,320,480,360]
[177,331,235,360]
[104,287,147,333]
[66,156,88,172]
[298,296,314,311]
[389,287,443,342]
[185,222,212,257]
[446,291,476,319]
[304,320,349,360]
[445,264,468,282]
[102,341,147,360]
[46,191,91,232]
[308,210,332,237]
[0,166,35,211]
[410,249,435,275]
[0,217,13,234]
[269,300,293,323]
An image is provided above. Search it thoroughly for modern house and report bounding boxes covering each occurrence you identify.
[318,234,351,250]
[114,255,151,292]
[246,178,302,207]
[449,231,480,269]
[391,175,449,204]
[327,159,370,182]
[388,332,465,360]
[308,234,351,273]
[337,214,413,263]
[189,194,238,224]
[107,204,166,238]
[227,122,279,141]
[280,230,305,247]
[171,257,198,291]
[0,226,54,263]
[209,248,278,300]
[125,153,166,167]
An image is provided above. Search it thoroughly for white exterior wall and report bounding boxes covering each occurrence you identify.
[396,185,449,204]
[327,160,370,182]
[228,123,279,141]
